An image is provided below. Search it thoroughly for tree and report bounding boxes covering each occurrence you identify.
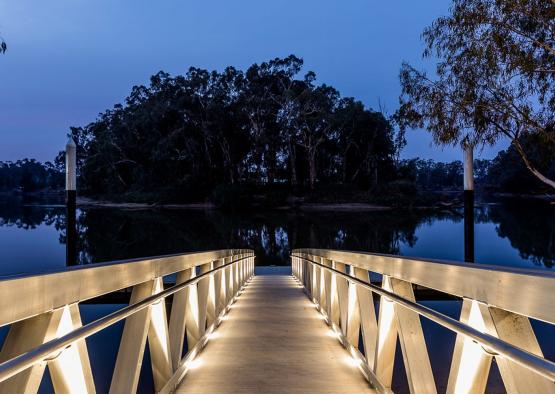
[0,159,62,191]
[334,99,396,187]
[0,32,6,54]
[488,131,555,192]
[396,0,555,189]
[63,55,398,202]
[295,80,339,189]
[240,55,304,184]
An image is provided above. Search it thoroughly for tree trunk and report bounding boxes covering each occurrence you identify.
[219,139,234,185]
[289,140,298,187]
[342,151,348,184]
[266,144,276,185]
[512,139,555,190]
[308,148,317,190]
[372,158,378,187]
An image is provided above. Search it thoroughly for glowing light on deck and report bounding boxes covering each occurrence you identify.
[185,357,203,370]
[206,331,219,340]
[344,355,363,368]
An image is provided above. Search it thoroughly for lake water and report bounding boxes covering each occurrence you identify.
[0,195,553,393]
[0,195,553,276]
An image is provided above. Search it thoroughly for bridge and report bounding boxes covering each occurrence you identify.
[0,249,553,393]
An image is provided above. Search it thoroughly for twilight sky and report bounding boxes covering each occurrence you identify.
[0,0,509,163]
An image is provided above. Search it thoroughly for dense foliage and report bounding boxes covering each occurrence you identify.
[488,132,555,192]
[396,132,555,193]
[397,159,464,190]
[397,0,555,189]
[0,33,5,54]
[0,160,62,192]
[67,56,401,202]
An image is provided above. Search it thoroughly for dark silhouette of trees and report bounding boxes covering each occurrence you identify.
[394,131,555,193]
[0,160,63,192]
[486,203,554,268]
[67,55,400,202]
[487,131,555,192]
[396,0,555,189]
[0,31,6,54]
[398,159,463,191]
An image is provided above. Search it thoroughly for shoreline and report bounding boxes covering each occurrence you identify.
[2,192,552,210]
[77,197,217,210]
[76,197,393,211]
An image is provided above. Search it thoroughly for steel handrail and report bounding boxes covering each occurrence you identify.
[0,254,252,383]
[293,254,555,382]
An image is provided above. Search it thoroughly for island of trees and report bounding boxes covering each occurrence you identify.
[1,55,553,208]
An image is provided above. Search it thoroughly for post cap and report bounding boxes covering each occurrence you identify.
[66,138,76,148]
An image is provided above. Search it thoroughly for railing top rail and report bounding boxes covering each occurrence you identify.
[293,254,555,383]
[0,253,254,385]
[0,249,254,327]
[292,248,555,323]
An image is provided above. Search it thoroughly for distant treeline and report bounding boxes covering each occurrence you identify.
[399,134,555,192]
[0,159,63,192]
[1,144,553,200]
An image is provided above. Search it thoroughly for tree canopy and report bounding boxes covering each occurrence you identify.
[397,0,555,189]
[68,55,400,202]
[0,30,6,54]
[0,160,62,192]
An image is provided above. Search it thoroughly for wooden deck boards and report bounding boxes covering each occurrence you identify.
[175,274,374,394]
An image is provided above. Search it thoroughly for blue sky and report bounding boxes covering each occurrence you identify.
[0,0,509,162]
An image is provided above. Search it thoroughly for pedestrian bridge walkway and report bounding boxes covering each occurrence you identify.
[175,274,373,394]
[0,249,553,393]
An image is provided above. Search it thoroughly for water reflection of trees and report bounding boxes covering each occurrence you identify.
[76,209,448,265]
[482,203,554,268]
[1,198,553,268]
[0,196,65,230]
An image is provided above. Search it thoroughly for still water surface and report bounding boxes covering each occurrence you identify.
[0,196,553,276]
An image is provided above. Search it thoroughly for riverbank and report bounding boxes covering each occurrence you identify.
[71,193,555,211]
[2,190,552,211]
[77,197,392,211]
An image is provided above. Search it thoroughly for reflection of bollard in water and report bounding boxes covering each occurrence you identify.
[463,145,474,263]
[66,138,77,266]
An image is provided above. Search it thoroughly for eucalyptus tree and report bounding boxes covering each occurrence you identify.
[202,66,250,185]
[295,79,340,189]
[397,0,555,189]
[240,56,304,184]
[270,56,307,186]
[241,61,280,183]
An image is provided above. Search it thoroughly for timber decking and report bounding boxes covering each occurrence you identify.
[175,274,375,393]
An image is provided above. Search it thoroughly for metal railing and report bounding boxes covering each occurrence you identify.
[0,249,255,394]
[291,248,555,394]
